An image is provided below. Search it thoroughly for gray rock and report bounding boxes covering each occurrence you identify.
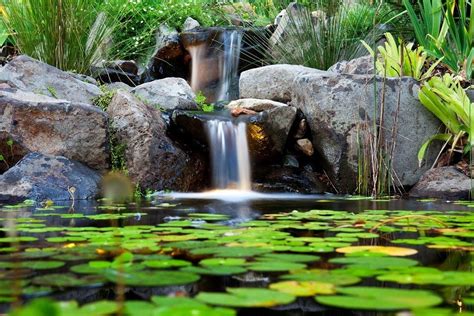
[0,55,101,104]
[328,55,375,75]
[93,60,140,86]
[410,166,472,200]
[183,17,200,31]
[467,88,474,103]
[107,91,206,191]
[132,78,197,110]
[226,98,287,112]
[106,82,132,92]
[0,153,101,202]
[239,64,325,103]
[0,88,109,171]
[292,72,442,192]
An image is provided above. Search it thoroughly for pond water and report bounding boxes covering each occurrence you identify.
[0,194,473,316]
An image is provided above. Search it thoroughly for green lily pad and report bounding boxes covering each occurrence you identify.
[104,269,199,286]
[246,261,306,272]
[199,258,246,266]
[181,265,247,276]
[144,259,191,269]
[32,273,105,288]
[316,286,442,310]
[329,256,418,269]
[153,305,236,316]
[281,269,361,285]
[196,288,295,308]
[256,253,320,263]
[191,246,271,257]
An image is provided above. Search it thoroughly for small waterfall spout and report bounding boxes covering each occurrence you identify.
[206,120,251,191]
[216,30,242,102]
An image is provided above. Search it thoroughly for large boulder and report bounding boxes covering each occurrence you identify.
[239,64,324,103]
[253,166,326,194]
[410,166,472,200]
[131,78,197,111]
[0,88,109,171]
[107,91,206,191]
[291,72,442,192]
[0,55,101,104]
[0,153,101,202]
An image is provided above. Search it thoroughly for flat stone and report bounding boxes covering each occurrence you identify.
[296,138,314,156]
[226,98,287,112]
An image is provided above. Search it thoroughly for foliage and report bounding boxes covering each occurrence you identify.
[93,85,115,112]
[417,74,474,165]
[1,0,118,74]
[103,0,222,62]
[363,32,441,80]
[261,2,392,70]
[195,91,214,112]
[403,0,474,79]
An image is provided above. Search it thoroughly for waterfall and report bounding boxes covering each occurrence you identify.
[206,120,251,191]
[216,30,242,102]
[187,29,242,103]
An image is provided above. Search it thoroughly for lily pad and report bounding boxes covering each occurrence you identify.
[104,269,199,286]
[181,265,247,276]
[281,269,361,285]
[336,246,417,256]
[246,261,306,272]
[143,259,191,269]
[316,286,442,310]
[196,288,295,308]
[270,281,335,296]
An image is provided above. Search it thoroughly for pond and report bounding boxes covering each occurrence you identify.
[0,194,473,316]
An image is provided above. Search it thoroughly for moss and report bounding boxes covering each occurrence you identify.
[93,85,115,112]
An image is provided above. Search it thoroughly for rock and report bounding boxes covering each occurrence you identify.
[283,154,299,168]
[106,82,132,92]
[410,166,472,200]
[253,166,326,194]
[0,55,101,104]
[183,17,200,31]
[274,9,287,25]
[0,88,109,171]
[467,88,474,103]
[107,91,206,191]
[239,64,325,103]
[328,55,375,75]
[131,78,197,111]
[292,72,442,192]
[231,108,257,117]
[293,118,307,139]
[269,2,304,46]
[226,98,287,112]
[94,60,139,86]
[146,24,186,81]
[0,153,101,202]
[296,138,314,156]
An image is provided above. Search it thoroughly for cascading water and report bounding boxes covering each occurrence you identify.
[206,120,251,191]
[216,30,242,102]
[187,29,242,103]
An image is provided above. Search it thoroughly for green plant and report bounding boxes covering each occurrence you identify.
[258,3,390,70]
[104,0,223,62]
[46,86,58,99]
[2,0,118,74]
[417,74,474,165]
[363,32,441,80]
[93,85,116,111]
[195,91,214,112]
[403,0,473,79]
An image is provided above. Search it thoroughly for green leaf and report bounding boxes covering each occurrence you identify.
[196,288,295,308]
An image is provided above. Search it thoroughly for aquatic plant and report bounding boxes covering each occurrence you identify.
[362,32,441,80]
[195,91,214,112]
[1,0,118,74]
[417,74,474,165]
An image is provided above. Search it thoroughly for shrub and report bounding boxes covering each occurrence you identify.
[417,74,474,165]
[2,0,118,74]
[403,0,473,79]
[363,32,441,80]
[104,0,223,62]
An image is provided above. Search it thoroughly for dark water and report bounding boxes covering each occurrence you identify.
[0,195,473,315]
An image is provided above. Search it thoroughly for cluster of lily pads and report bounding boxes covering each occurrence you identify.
[0,199,473,315]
